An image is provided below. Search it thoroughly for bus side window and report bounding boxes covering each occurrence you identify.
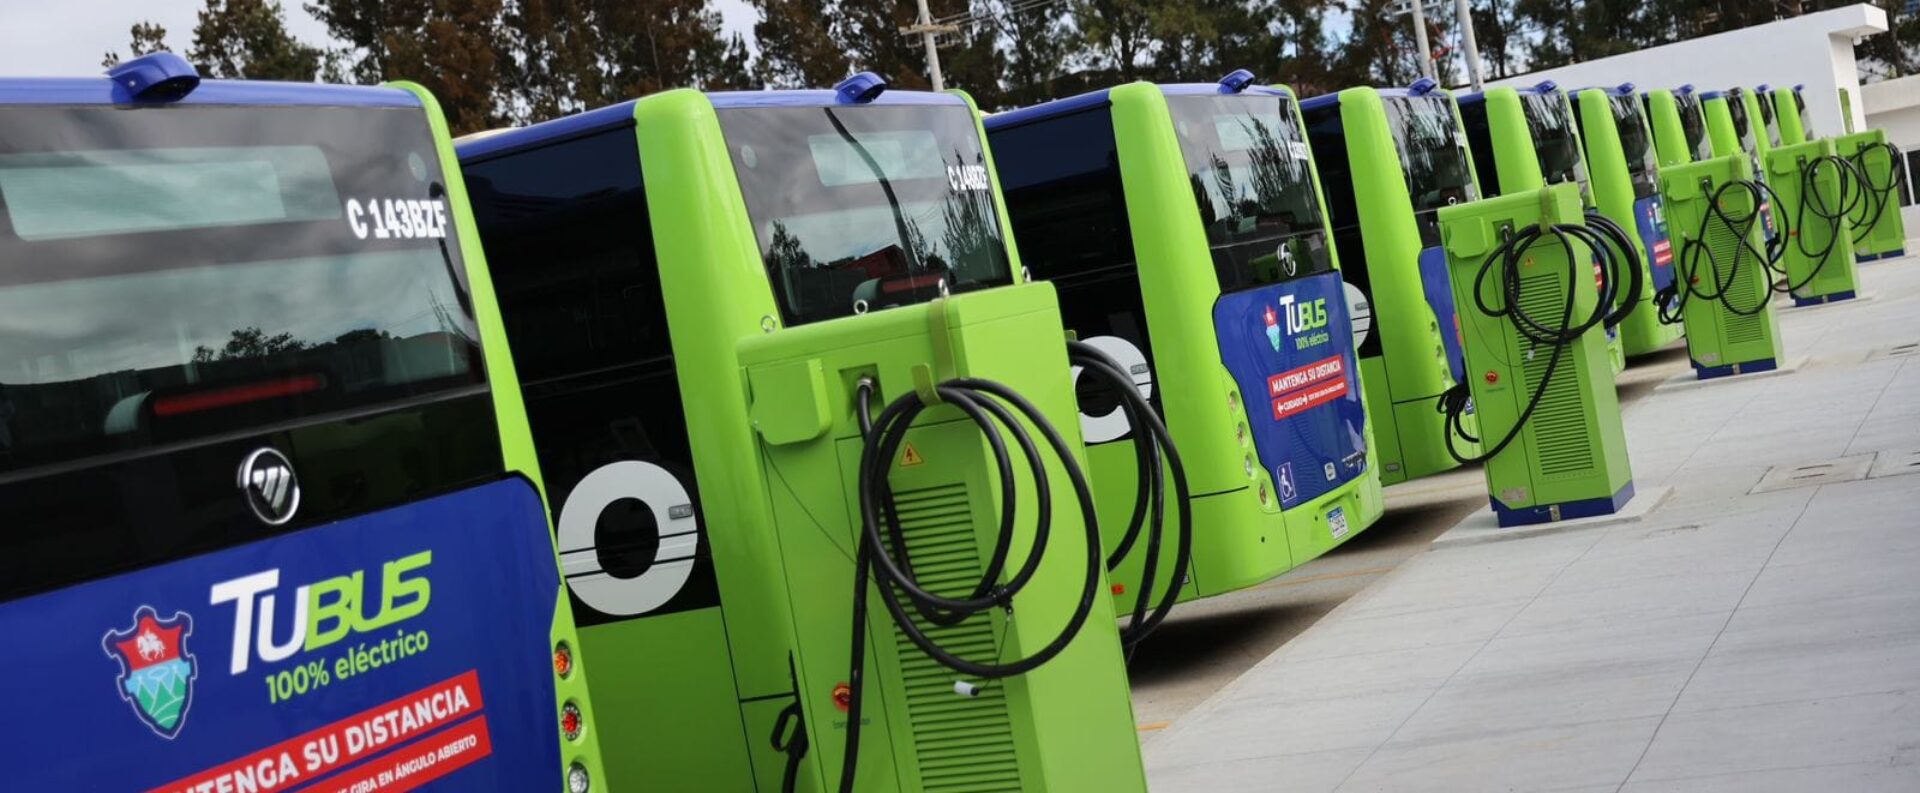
[1459,100,1500,196]
[991,107,1138,282]
[1302,103,1369,289]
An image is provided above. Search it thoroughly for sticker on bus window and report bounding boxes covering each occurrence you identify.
[345,197,449,241]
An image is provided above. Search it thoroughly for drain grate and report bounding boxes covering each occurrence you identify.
[1866,342,1920,362]
[1870,449,1920,479]
[1751,454,1876,493]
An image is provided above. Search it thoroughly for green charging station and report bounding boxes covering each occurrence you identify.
[1765,137,1860,305]
[1834,128,1908,261]
[1437,183,1634,526]
[1659,154,1787,379]
[1458,80,1628,375]
[740,282,1144,793]
[1570,85,1685,358]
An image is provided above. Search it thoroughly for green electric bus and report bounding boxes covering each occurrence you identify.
[1301,78,1482,483]
[1570,84,1684,357]
[460,75,1148,792]
[1457,80,1632,370]
[0,54,603,791]
[1771,84,1812,145]
[983,71,1384,611]
[1703,87,1782,246]
[1644,85,1715,168]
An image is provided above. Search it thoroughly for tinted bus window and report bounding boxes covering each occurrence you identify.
[1676,93,1713,161]
[1757,93,1781,146]
[1384,96,1478,212]
[1301,102,1370,292]
[1729,91,1755,149]
[989,105,1157,432]
[0,105,494,598]
[1168,94,1333,292]
[718,106,1013,326]
[1523,92,1589,193]
[1610,96,1661,198]
[1459,98,1500,194]
[463,127,720,622]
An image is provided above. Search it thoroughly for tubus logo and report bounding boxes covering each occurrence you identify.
[209,552,432,675]
[237,447,301,526]
[103,607,198,739]
[1279,295,1328,335]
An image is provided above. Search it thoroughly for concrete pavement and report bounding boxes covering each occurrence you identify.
[1143,257,1920,792]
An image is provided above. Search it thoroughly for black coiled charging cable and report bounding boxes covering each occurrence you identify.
[1657,178,1782,324]
[1438,210,1639,464]
[1065,339,1192,649]
[830,375,1105,793]
[1847,140,1905,246]
[1762,153,1864,295]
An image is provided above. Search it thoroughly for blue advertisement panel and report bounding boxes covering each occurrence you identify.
[1214,271,1369,509]
[1417,245,1468,382]
[0,478,561,792]
[1634,194,1676,292]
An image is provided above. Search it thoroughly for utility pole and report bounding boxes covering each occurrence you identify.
[900,0,960,91]
[1408,0,1436,80]
[1455,0,1484,90]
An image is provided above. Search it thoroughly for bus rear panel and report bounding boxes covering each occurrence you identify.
[0,70,597,791]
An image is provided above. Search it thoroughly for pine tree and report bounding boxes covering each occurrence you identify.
[306,0,508,134]
[190,0,325,80]
[752,0,848,88]
[102,22,173,69]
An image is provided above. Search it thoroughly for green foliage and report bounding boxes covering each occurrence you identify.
[102,0,1920,128]
[191,0,325,81]
[102,22,172,69]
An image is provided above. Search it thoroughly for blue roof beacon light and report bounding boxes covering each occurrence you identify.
[1534,79,1558,93]
[834,72,888,104]
[1678,83,1696,96]
[1757,83,1772,93]
[1409,76,1440,96]
[105,51,200,102]
[1218,69,1256,94]
[1617,82,1636,95]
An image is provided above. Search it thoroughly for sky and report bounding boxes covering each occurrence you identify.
[0,0,761,78]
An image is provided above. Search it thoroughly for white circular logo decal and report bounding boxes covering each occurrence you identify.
[1072,335,1152,444]
[1342,280,1373,350]
[556,460,700,617]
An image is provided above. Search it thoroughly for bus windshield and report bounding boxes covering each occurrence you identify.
[718,104,1013,326]
[1384,95,1478,213]
[0,106,483,478]
[1168,93,1331,292]
[1677,93,1713,161]
[1795,91,1813,137]
[1522,92,1589,193]
[1610,96,1660,198]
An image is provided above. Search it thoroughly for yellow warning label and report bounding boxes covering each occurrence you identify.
[900,443,926,467]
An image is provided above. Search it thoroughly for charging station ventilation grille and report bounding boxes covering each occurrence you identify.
[1516,273,1595,477]
[885,481,1024,792]
[1702,219,1767,345]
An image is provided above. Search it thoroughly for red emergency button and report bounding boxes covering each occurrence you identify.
[1484,371,1499,385]
[832,683,853,712]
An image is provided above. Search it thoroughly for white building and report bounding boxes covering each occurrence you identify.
[1485,4,1890,141]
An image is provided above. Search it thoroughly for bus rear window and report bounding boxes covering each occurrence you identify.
[0,146,338,240]
[0,106,484,474]
[1610,96,1660,198]
[1676,94,1713,162]
[1522,92,1589,194]
[1384,96,1478,212]
[1729,91,1755,148]
[718,105,1013,327]
[1168,93,1331,292]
